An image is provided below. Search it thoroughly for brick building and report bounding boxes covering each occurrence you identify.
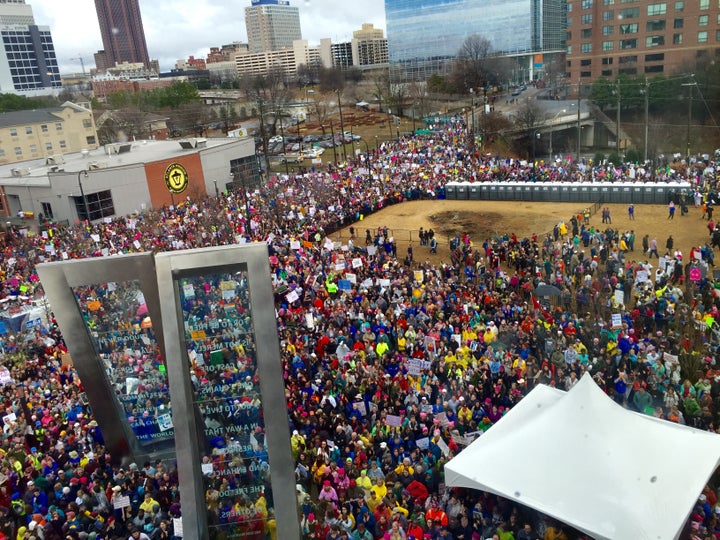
[566,0,720,83]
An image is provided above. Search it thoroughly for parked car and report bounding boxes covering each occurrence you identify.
[305,148,325,158]
[279,153,303,163]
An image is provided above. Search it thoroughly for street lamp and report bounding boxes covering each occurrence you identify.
[548,108,567,162]
[77,169,89,222]
[387,109,393,140]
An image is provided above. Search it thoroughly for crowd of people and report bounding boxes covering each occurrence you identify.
[0,117,718,540]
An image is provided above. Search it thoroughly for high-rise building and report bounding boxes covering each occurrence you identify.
[566,0,720,83]
[384,0,565,79]
[0,0,61,95]
[94,0,150,69]
[245,0,302,54]
[352,23,388,66]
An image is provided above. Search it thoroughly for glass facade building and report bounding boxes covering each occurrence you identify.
[245,0,302,54]
[0,1,60,95]
[385,0,565,79]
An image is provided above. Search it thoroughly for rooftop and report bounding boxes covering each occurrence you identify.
[0,137,250,186]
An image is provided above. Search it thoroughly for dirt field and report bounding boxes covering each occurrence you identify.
[331,200,714,267]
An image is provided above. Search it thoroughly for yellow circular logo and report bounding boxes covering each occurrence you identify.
[164,163,189,194]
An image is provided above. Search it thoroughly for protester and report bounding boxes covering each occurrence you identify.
[0,115,717,539]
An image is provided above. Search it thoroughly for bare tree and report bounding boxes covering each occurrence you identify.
[96,107,152,142]
[372,67,408,116]
[451,35,492,91]
[407,81,429,125]
[308,91,332,135]
[476,111,513,148]
[513,98,548,159]
[450,34,511,92]
[240,67,291,171]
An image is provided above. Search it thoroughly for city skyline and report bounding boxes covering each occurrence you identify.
[31,0,386,74]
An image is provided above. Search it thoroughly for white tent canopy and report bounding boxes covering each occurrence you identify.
[445,373,720,539]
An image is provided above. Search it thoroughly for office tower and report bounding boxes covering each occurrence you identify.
[245,0,302,54]
[0,0,61,95]
[384,0,565,80]
[94,0,150,69]
[352,23,388,66]
[566,0,720,83]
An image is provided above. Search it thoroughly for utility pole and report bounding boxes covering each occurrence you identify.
[681,75,696,160]
[337,89,346,162]
[615,80,621,154]
[279,119,288,175]
[329,120,338,164]
[643,78,649,163]
[576,83,581,163]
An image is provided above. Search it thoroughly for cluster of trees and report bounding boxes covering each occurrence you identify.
[104,81,200,110]
[0,91,74,112]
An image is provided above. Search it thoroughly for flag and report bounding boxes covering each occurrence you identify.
[531,295,554,325]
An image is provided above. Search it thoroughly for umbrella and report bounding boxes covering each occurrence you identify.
[136,303,148,317]
[534,283,561,297]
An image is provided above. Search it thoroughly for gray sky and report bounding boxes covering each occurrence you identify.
[31,0,386,74]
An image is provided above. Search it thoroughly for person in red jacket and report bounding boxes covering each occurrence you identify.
[425,498,448,527]
[406,478,429,503]
[406,517,425,540]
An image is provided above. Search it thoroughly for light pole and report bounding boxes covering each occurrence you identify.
[77,169,89,222]
[643,77,650,163]
[279,119,289,175]
[613,80,621,154]
[329,120,338,164]
[576,83,582,163]
[548,108,566,162]
[469,88,475,145]
[336,89,347,162]
[387,109,393,140]
[681,75,696,160]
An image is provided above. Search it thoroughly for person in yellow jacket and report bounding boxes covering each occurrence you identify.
[370,478,388,501]
[393,458,414,476]
[457,401,473,423]
[290,430,306,459]
[139,492,160,515]
[356,469,373,494]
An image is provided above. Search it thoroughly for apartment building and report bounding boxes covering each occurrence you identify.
[351,23,389,66]
[0,103,99,166]
[566,0,720,82]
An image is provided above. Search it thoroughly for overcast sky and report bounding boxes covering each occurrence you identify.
[31,0,387,74]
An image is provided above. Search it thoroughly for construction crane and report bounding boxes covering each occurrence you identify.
[70,54,87,75]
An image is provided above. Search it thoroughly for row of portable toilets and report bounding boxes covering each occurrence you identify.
[444,182,692,205]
